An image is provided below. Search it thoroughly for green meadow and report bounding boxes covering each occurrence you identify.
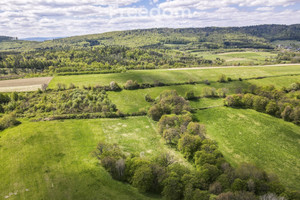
[49,65,300,88]
[191,51,277,65]
[195,107,300,190]
[0,117,190,200]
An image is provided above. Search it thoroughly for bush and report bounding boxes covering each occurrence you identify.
[0,113,21,131]
[204,80,211,85]
[145,94,154,102]
[186,122,206,138]
[185,91,196,100]
[110,81,122,91]
[224,95,243,107]
[218,74,227,83]
[281,106,293,122]
[124,80,140,90]
[231,178,247,192]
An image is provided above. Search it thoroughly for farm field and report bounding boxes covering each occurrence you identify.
[195,107,300,190]
[0,77,52,92]
[49,65,300,88]
[191,51,277,65]
[0,116,191,200]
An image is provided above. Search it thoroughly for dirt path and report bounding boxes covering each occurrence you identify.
[167,64,300,71]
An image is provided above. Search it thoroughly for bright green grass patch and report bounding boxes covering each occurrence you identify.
[49,65,300,88]
[192,51,277,65]
[107,82,249,113]
[195,107,300,190]
[248,75,300,88]
[0,117,188,200]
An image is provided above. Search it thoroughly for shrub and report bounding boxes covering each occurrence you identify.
[224,95,243,107]
[163,128,181,144]
[110,81,122,91]
[281,106,293,122]
[204,80,211,85]
[218,74,227,83]
[145,94,154,102]
[148,105,163,121]
[242,94,254,108]
[124,80,140,90]
[0,93,10,104]
[0,113,21,131]
[227,77,232,82]
[185,91,196,100]
[217,88,229,98]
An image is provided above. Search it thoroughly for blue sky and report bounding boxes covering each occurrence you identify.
[0,0,299,38]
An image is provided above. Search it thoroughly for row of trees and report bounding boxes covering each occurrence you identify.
[225,83,300,125]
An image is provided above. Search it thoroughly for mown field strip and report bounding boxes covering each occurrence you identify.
[0,77,53,92]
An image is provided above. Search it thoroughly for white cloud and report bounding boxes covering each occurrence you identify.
[0,0,299,38]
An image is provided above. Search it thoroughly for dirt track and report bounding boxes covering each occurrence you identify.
[0,77,53,92]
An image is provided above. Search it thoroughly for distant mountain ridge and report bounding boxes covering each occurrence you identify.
[1,24,299,51]
[21,37,63,42]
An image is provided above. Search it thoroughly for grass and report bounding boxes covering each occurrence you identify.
[192,51,277,65]
[49,65,300,89]
[195,107,300,190]
[247,75,300,88]
[108,83,238,113]
[0,117,189,200]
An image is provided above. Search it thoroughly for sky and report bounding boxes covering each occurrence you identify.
[0,0,299,38]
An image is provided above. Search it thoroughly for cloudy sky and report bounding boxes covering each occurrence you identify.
[0,0,299,38]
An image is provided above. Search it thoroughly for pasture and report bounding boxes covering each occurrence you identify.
[195,107,300,190]
[0,116,190,200]
[191,51,277,65]
[49,65,300,89]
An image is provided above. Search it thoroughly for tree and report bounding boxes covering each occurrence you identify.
[178,134,202,160]
[162,173,183,200]
[231,178,247,192]
[224,95,243,107]
[148,105,163,121]
[186,122,205,138]
[281,106,293,122]
[242,94,254,108]
[132,165,154,193]
[290,107,300,124]
[163,128,181,144]
[193,189,210,200]
[209,181,223,195]
[266,101,279,116]
[253,96,269,112]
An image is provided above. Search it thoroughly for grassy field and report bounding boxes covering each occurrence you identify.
[0,117,189,200]
[247,75,300,88]
[191,51,277,65]
[195,107,300,190]
[49,65,300,88]
[108,83,237,113]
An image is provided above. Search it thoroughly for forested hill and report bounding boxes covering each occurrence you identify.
[1,24,300,51]
[0,36,17,42]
